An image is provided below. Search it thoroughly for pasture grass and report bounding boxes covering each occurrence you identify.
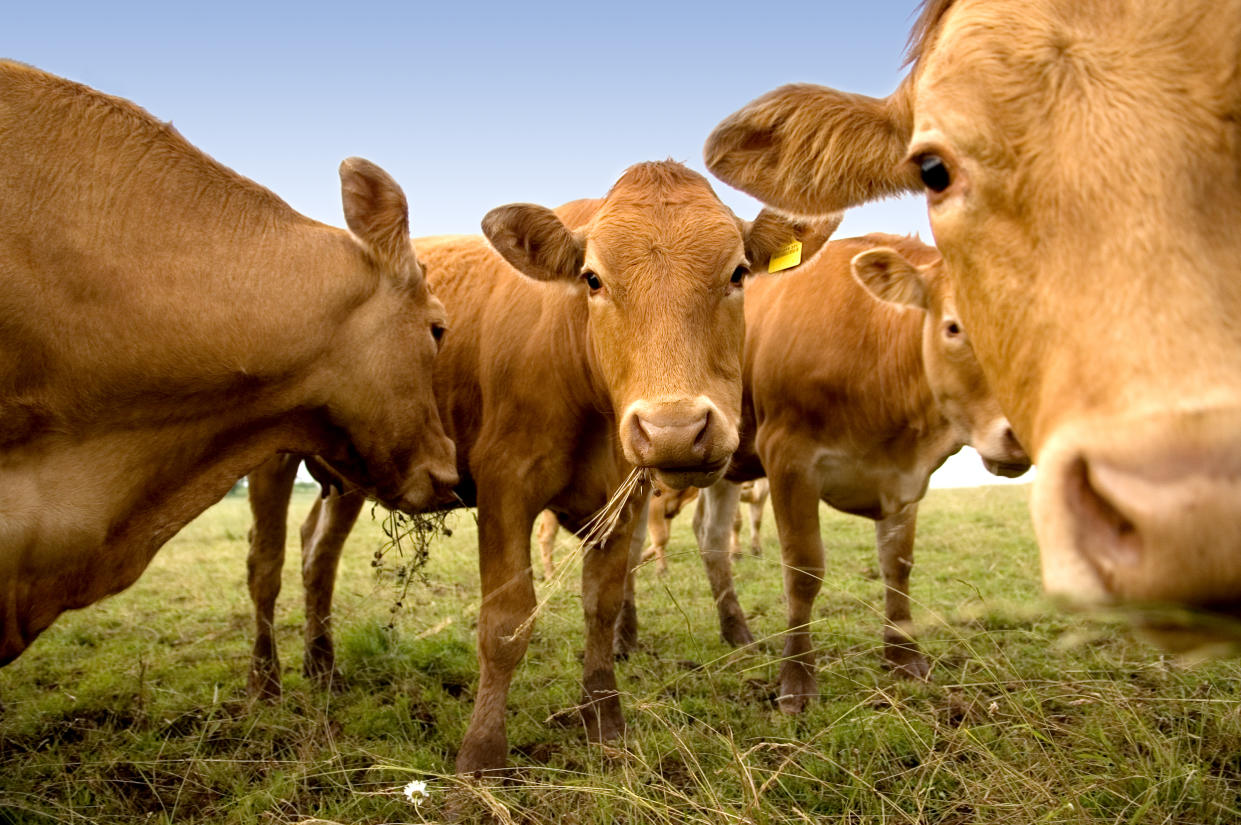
[3,484,1241,823]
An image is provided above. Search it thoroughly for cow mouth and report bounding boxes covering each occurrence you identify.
[982,457,1033,478]
[1108,600,1241,654]
[650,458,730,491]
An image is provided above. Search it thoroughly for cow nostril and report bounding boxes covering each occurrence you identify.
[692,409,711,454]
[628,414,653,457]
[1066,455,1142,584]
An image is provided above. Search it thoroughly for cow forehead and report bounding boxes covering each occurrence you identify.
[588,199,744,282]
[917,0,1240,169]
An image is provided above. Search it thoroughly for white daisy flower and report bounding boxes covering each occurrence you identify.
[403,779,430,804]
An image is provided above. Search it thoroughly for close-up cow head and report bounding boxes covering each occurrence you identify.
[852,245,1030,478]
[704,0,1241,641]
[317,158,457,512]
[482,161,837,491]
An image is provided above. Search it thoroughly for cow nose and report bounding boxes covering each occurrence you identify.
[1034,412,1241,629]
[430,464,459,497]
[621,397,738,471]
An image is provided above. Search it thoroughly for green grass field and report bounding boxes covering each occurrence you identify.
[2,484,1241,824]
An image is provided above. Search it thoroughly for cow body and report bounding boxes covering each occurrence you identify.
[244,164,837,772]
[686,234,1027,711]
[0,62,455,663]
[704,0,1241,641]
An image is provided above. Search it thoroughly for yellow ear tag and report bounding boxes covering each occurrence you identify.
[768,240,803,273]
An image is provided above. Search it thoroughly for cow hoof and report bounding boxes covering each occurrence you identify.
[303,642,340,689]
[580,692,625,742]
[247,663,282,702]
[777,663,816,714]
[719,613,755,647]
[455,734,509,776]
[305,665,346,692]
[885,646,931,681]
[884,633,930,681]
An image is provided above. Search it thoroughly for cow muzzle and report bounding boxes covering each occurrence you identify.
[1033,408,1241,649]
[620,397,739,490]
[978,423,1032,479]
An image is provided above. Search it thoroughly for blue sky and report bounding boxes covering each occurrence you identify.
[8,1,1027,488]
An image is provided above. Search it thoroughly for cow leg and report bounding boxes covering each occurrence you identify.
[246,454,301,701]
[535,510,559,581]
[580,497,643,741]
[729,499,744,558]
[748,479,768,557]
[614,493,649,658]
[769,466,824,714]
[692,480,754,646]
[640,494,670,575]
[876,505,930,680]
[456,488,540,775]
[301,487,365,688]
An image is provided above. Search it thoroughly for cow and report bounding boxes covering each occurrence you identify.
[702,1,1241,643]
[675,234,1030,712]
[0,61,456,665]
[243,162,839,772]
[636,485,699,576]
[632,479,765,575]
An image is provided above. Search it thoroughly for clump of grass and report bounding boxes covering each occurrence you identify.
[371,504,454,629]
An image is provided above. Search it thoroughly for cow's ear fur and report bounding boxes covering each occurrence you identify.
[851,247,928,310]
[339,157,416,279]
[705,82,920,217]
[745,209,842,273]
[482,204,584,283]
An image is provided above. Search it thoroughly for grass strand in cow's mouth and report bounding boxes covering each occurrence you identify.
[372,504,454,628]
[505,467,650,643]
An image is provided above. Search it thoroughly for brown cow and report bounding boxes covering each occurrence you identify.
[0,62,456,664]
[685,234,1029,711]
[244,163,838,772]
[639,485,699,575]
[704,1,1241,642]
[633,480,764,574]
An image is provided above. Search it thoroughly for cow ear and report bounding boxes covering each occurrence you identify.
[745,209,842,273]
[851,247,928,309]
[339,157,416,278]
[482,204,584,282]
[705,82,920,217]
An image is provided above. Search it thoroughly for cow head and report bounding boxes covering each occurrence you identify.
[317,158,457,512]
[852,246,1029,478]
[483,161,837,490]
[704,0,1241,638]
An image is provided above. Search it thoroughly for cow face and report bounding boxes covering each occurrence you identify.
[704,0,1241,635]
[483,162,836,490]
[319,158,457,512]
[852,246,1029,478]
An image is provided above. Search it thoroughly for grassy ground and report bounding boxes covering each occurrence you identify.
[2,484,1241,824]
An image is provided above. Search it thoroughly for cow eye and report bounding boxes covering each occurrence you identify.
[431,323,445,342]
[944,320,962,338]
[582,270,603,292]
[730,265,750,286]
[918,154,951,193]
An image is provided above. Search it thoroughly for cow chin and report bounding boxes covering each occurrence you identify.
[381,463,460,514]
[981,456,1031,478]
[651,463,728,492]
